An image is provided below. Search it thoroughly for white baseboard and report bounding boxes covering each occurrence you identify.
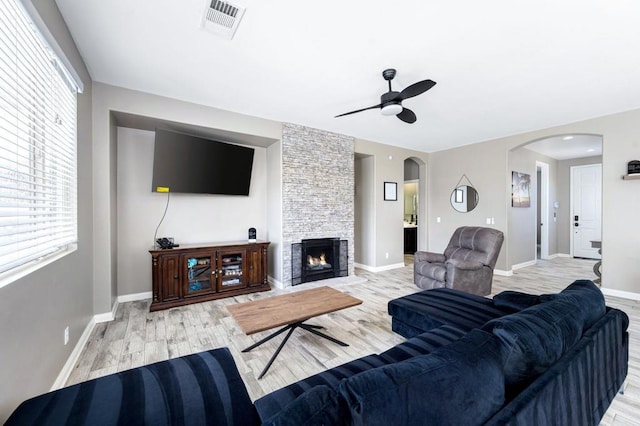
[51,316,96,391]
[601,287,640,301]
[118,291,152,303]
[555,253,572,258]
[268,275,283,289]
[354,262,405,273]
[493,269,513,277]
[512,260,537,271]
[94,298,118,323]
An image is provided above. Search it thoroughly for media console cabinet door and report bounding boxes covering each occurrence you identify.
[246,245,266,286]
[183,252,216,297]
[157,254,181,302]
[217,248,247,292]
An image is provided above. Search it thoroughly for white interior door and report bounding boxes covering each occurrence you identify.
[571,164,602,259]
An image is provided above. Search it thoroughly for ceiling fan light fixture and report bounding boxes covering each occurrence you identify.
[381,103,402,116]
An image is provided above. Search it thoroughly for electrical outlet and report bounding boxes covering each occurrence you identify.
[385,252,389,259]
[64,326,69,345]
[486,218,491,224]
[437,217,441,223]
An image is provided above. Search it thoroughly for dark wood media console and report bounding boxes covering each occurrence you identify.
[150,240,270,311]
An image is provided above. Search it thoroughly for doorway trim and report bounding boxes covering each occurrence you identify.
[536,161,550,260]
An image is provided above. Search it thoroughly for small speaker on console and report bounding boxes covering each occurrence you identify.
[248,227,256,242]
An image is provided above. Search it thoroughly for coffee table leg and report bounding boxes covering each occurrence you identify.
[304,324,324,330]
[257,325,298,380]
[242,322,347,379]
[299,323,348,347]
[242,324,295,353]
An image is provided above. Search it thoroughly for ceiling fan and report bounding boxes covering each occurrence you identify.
[335,69,436,124]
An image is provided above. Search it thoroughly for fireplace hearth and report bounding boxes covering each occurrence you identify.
[291,238,348,285]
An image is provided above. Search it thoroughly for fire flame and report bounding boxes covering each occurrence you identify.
[307,252,327,266]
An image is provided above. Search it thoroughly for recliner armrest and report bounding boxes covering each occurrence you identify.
[415,251,446,263]
[445,258,484,270]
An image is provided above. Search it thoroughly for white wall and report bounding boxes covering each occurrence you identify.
[116,128,268,296]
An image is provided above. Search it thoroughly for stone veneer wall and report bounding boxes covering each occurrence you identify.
[281,123,355,287]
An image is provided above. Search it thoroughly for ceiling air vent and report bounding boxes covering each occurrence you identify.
[201,0,245,40]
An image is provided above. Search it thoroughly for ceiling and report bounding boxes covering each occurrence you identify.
[523,134,602,161]
[54,0,640,153]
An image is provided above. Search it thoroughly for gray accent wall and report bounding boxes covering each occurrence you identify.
[91,83,283,313]
[354,139,429,268]
[115,128,269,296]
[0,1,94,421]
[280,124,355,286]
[508,147,558,266]
[355,155,375,266]
[428,111,640,294]
[428,141,508,270]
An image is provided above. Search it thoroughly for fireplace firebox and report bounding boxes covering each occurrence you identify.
[291,238,348,285]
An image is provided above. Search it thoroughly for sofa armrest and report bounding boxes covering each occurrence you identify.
[6,348,260,426]
[415,251,446,263]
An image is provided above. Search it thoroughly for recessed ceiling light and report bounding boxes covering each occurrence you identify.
[587,149,595,152]
[562,136,574,140]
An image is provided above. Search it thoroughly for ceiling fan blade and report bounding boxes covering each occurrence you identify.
[335,104,382,118]
[399,79,436,100]
[397,108,417,124]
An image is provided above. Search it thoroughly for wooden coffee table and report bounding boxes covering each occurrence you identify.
[227,286,362,379]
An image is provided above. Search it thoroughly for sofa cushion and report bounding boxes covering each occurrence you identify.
[255,354,388,422]
[262,385,349,426]
[380,325,466,363]
[541,280,605,330]
[482,299,584,387]
[337,329,505,426]
[493,290,542,311]
[388,288,513,335]
[6,347,259,426]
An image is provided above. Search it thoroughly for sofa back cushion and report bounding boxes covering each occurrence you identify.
[492,291,542,311]
[337,329,505,426]
[540,279,605,330]
[482,299,584,387]
[254,354,388,422]
[444,226,504,269]
[261,385,349,426]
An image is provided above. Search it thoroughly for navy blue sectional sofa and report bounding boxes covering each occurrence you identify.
[7,280,628,425]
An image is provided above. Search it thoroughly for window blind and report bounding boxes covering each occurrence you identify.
[0,0,78,276]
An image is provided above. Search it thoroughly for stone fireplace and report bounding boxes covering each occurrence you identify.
[291,238,348,285]
[280,123,355,287]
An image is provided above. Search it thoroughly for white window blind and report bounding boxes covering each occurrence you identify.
[0,0,78,277]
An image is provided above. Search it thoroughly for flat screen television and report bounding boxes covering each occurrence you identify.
[152,128,254,195]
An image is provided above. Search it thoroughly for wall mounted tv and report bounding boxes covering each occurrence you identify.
[152,128,254,195]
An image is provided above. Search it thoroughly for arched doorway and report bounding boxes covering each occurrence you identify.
[508,134,602,268]
[403,157,427,263]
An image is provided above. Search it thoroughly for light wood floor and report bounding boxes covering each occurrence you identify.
[67,257,638,425]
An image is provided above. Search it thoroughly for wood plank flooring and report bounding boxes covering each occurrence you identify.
[66,257,639,425]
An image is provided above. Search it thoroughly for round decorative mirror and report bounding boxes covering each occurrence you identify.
[450,185,479,213]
